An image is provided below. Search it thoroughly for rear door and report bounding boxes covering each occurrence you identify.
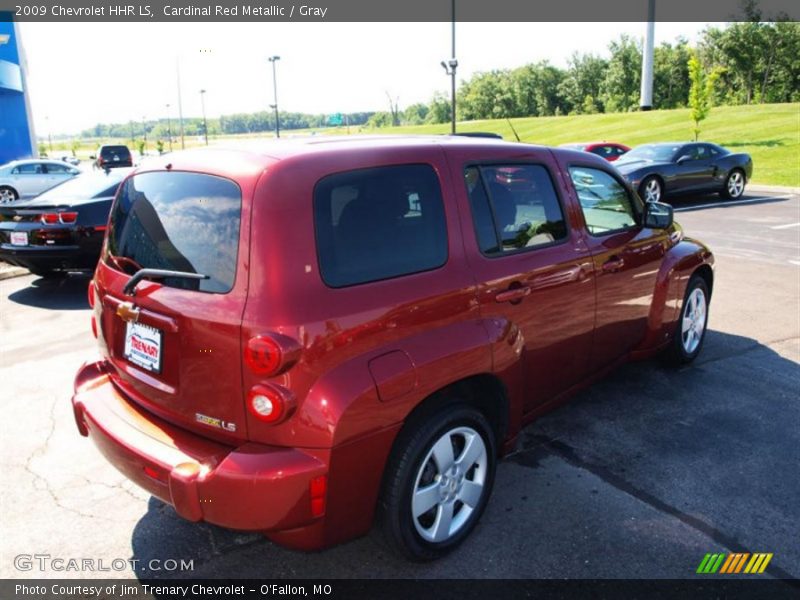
[453,150,595,413]
[94,170,251,443]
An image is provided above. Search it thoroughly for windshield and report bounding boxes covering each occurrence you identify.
[623,144,681,161]
[35,171,127,201]
[106,171,242,294]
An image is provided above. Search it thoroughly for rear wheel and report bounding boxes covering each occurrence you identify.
[720,169,745,199]
[639,176,663,204]
[0,186,18,204]
[378,405,496,561]
[663,275,709,365]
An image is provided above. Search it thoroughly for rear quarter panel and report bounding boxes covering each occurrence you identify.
[241,144,493,449]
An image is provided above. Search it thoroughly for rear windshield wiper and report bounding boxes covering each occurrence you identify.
[123,268,209,296]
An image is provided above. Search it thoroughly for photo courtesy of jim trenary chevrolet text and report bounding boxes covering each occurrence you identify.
[1,0,799,598]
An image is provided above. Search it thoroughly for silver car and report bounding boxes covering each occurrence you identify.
[0,159,81,203]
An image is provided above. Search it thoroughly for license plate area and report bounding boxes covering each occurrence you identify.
[10,232,28,246]
[124,321,163,374]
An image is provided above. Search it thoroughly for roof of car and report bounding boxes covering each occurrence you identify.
[134,135,554,179]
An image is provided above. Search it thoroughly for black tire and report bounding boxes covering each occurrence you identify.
[663,274,710,365]
[720,169,746,199]
[0,186,18,204]
[639,176,663,204]
[378,404,497,561]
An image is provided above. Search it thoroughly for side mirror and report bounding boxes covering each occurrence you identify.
[644,201,674,229]
[676,155,692,164]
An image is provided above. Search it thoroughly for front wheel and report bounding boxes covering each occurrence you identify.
[663,275,710,365]
[378,405,497,561]
[720,169,745,199]
[639,176,663,204]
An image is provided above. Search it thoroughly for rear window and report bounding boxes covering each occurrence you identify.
[313,164,448,288]
[36,172,124,201]
[101,146,131,159]
[106,172,241,293]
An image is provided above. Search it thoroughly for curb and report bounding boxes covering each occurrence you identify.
[748,184,799,195]
[0,266,29,281]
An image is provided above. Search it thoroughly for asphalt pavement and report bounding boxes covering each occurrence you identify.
[1,190,798,581]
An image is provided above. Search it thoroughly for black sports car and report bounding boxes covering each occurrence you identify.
[0,168,130,277]
[614,142,753,204]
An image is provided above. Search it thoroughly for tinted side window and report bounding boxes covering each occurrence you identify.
[569,167,638,235]
[589,146,613,159]
[313,164,448,288]
[465,164,568,255]
[14,163,41,174]
[44,163,70,173]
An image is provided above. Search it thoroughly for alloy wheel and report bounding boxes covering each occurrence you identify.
[681,287,707,354]
[727,171,744,198]
[411,426,488,543]
[643,178,661,203]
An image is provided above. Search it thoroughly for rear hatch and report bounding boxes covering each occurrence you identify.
[100,146,133,166]
[94,170,249,443]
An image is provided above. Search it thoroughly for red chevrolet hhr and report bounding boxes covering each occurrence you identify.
[73,137,713,560]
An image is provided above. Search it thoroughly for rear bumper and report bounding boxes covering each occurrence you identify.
[0,243,99,271]
[71,361,327,535]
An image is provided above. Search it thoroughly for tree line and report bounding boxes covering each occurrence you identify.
[375,16,799,127]
[80,16,798,140]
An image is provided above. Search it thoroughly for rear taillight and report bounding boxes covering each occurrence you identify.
[247,384,295,424]
[40,212,78,225]
[87,280,95,308]
[310,475,327,517]
[244,333,302,376]
[244,336,282,375]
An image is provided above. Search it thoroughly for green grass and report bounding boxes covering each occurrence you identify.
[359,103,799,187]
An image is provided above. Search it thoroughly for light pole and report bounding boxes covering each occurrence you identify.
[640,0,656,111]
[176,57,185,149]
[142,115,147,146]
[268,55,281,138]
[200,89,208,145]
[166,104,173,152]
[45,116,52,153]
[440,0,457,134]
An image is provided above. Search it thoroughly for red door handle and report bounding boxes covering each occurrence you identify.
[495,286,532,303]
[602,257,625,272]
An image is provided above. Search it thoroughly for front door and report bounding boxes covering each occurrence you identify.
[560,162,668,370]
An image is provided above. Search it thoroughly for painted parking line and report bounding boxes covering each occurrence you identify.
[770,222,800,230]
[790,260,800,267]
[673,195,794,212]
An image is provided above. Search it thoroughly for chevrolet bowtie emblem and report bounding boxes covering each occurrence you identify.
[116,302,140,323]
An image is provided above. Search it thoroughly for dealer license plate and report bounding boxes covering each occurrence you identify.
[123,321,163,373]
[10,232,28,246]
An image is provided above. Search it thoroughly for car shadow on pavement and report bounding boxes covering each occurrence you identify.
[6,274,91,310]
[126,329,799,579]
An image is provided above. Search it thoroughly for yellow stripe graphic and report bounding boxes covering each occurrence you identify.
[758,553,773,573]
